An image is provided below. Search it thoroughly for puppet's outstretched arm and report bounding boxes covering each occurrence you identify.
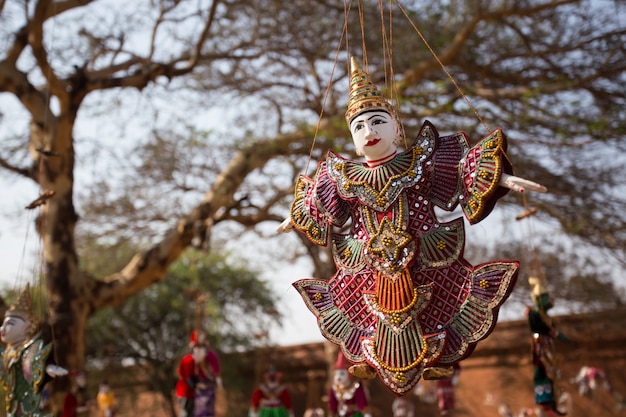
[276,217,294,233]
[499,173,547,193]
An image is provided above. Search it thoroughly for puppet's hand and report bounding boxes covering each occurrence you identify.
[276,217,294,233]
[499,174,547,193]
[46,364,68,377]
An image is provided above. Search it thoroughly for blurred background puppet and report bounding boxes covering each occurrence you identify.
[60,372,89,417]
[391,397,415,417]
[571,366,610,399]
[96,380,115,417]
[250,365,294,417]
[436,363,460,416]
[176,329,222,417]
[329,352,370,417]
[527,277,570,416]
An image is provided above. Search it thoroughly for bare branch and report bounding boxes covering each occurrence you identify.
[0,155,36,180]
[397,0,580,94]
[92,129,308,308]
[29,0,67,99]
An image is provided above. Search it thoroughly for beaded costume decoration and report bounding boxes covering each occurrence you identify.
[289,58,519,395]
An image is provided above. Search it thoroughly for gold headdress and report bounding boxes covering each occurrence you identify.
[6,283,34,324]
[345,56,398,124]
[528,276,547,303]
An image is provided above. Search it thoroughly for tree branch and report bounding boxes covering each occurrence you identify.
[30,0,67,100]
[397,0,579,94]
[0,156,37,181]
[91,129,309,308]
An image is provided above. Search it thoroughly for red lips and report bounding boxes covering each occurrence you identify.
[365,138,381,146]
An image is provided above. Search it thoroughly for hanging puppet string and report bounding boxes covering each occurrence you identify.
[306,0,401,174]
[306,0,494,176]
[16,208,36,292]
[357,0,493,135]
[25,187,59,364]
[516,193,545,281]
[394,0,491,133]
[303,0,353,175]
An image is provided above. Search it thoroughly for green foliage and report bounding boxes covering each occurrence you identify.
[85,249,281,412]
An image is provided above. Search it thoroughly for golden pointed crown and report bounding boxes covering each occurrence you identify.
[528,276,547,301]
[345,56,398,124]
[6,283,33,321]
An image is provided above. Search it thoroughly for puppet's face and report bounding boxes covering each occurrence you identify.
[350,111,399,162]
[75,373,87,388]
[0,314,31,345]
[192,345,207,364]
[265,373,279,388]
[333,369,351,387]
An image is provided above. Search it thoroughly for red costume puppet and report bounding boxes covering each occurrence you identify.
[278,57,546,395]
[176,330,221,417]
[250,365,294,417]
[329,352,370,417]
[436,363,460,415]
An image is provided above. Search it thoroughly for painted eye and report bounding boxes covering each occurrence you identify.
[353,124,364,132]
[372,118,386,125]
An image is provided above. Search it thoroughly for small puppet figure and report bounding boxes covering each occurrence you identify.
[249,365,294,417]
[0,283,68,417]
[60,372,89,417]
[414,381,437,405]
[96,380,115,417]
[392,396,415,417]
[571,366,610,398]
[175,330,222,417]
[527,277,569,416]
[278,56,546,395]
[303,408,325,417]
[436,362,460,415]
[328,352,371,417]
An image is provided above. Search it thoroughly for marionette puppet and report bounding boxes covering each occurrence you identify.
[527,276,569,416]
[571,365,611,398]
[249,365,294,417]
[96,380,116,417]
[329,352,371,417]
[303,409,325,417]
[435,363,460,416]
[60,372,89,417]
[391,396,415,417]
[278,57,547,396]
[0,283,68,417]
[175,330,222,417]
